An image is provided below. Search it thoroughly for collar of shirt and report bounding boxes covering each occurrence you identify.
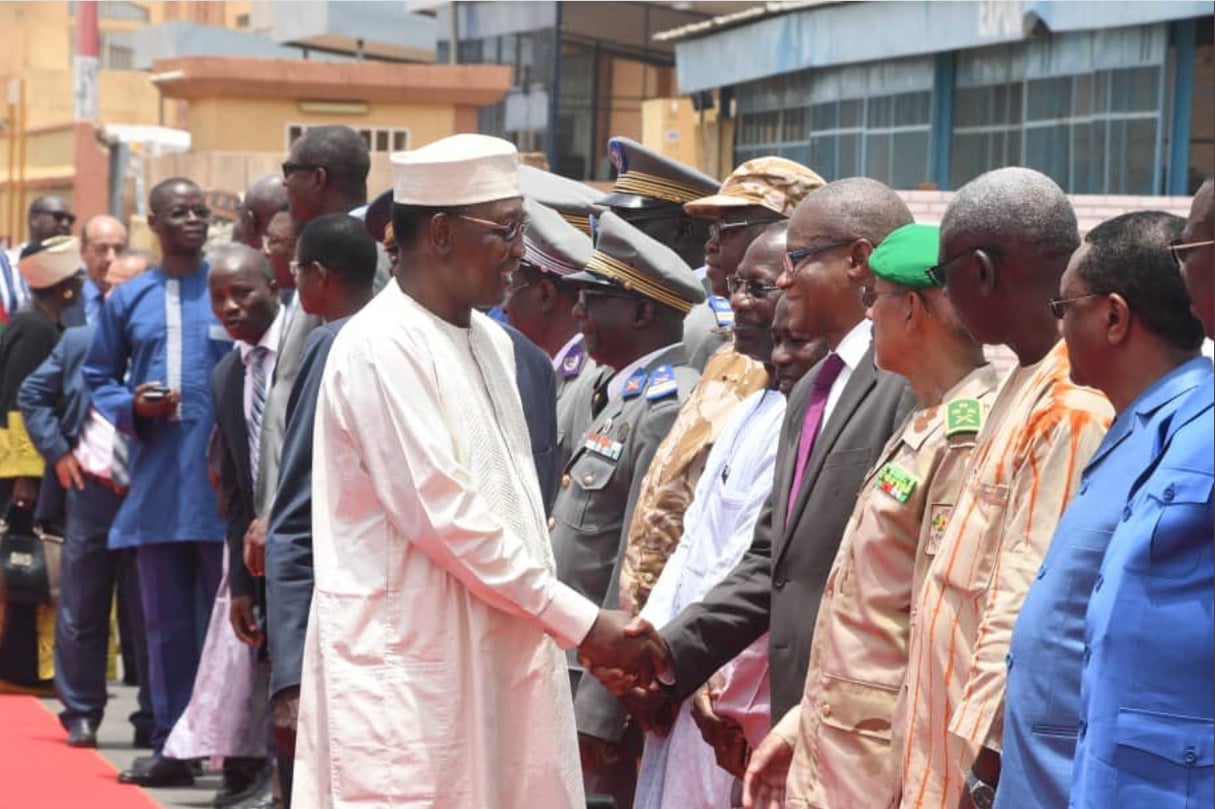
[238,304,286,364]
[607,342,678,401]
[834,318,873,372]
[552,332,584,372]
[821,318,873,428]
[1132,355,1213,419]
[82,275,102,301]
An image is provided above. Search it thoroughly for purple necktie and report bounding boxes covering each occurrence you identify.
[787,353,847,521]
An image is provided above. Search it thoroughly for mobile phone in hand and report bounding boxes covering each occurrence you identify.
[143,386,171,401]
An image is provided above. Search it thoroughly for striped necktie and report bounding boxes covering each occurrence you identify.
[247,345,270,489]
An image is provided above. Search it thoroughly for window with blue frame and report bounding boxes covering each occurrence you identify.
[734,57,934,188]
[951,25,1167,194]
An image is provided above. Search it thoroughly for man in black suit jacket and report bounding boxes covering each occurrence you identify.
[207,243,283,806]
[599,179,919,740]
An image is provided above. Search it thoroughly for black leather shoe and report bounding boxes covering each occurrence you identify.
[118,754,195,787]
[213,759,271,808]
[66,718,98,748]
[132,726,154,749]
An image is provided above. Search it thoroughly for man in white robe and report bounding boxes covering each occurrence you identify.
[293,134,660,809]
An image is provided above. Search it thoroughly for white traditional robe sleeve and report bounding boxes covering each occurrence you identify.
[294,285,596,809]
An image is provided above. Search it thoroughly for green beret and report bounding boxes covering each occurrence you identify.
[869,223,941,289]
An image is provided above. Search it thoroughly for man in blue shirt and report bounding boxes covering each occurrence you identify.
[83,177,231,788]
[995,210,1209,808]
[1068,181,1215,809]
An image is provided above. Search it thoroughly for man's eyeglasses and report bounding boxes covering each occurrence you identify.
[1048,293,1101,319]
[783,239,853,276]
[726,275,782,301]
[164,206,211,221]
[456,213,529,242]
[925,247,990,287]
[710,219,783,241]
[859,287,907,308]
[281,161,322,178]
[576,288,638,309]
[1169,239,1215,265]
[34,210,76,225]
[289,259,320,279]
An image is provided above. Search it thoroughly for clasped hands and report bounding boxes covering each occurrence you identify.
[578,610,677,734]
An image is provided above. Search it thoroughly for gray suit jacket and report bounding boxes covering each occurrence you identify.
[660,344,914,720]
[255,253,391,515]
[255,304,322,516]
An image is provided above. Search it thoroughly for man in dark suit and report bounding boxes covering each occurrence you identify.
[260,214,382,807]
[206,243,283,807]
[18,252,153,750]
[594,179,918,745]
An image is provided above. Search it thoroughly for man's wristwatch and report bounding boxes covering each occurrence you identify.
[966,770,997,809]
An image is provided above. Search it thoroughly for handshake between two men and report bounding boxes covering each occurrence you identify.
[577,610,756,782]
[578,611,675,732]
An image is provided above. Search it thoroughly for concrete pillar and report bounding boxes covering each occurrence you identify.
[73,1,109,221]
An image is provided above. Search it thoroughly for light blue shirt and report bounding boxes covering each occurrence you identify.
[82,276,104,326]
[997,357,1212,809]
[1070,369,1214,808]
[83,264,232,549]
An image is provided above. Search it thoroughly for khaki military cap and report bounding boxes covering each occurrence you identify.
[685,157,825,219]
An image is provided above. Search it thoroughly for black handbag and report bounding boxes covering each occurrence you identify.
[0,510,62,605]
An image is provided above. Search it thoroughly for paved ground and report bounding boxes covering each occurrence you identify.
[40,682,225,809]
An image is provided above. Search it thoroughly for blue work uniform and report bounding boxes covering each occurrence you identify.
[998,357,1212,808]
[1070,370,1214,809]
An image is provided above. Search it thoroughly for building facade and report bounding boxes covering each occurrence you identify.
[668,1,1212,195]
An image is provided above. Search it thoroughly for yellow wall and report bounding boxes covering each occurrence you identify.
[642,95,731,179]
[185,97,458,153]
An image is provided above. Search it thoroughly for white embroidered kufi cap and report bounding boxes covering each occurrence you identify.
[391,134,520,207]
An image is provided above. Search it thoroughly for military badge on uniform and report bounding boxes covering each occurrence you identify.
[707,295,735,328]
[945,397,983,437]
[622,367,647,400]
[645,365,678,401]
[584,418,625,461]
[561,344,586,379]
[876,462,919,503]
[928,504,952,550]
[609,139,627,173]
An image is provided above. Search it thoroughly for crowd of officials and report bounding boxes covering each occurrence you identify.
[0,123,1209,809]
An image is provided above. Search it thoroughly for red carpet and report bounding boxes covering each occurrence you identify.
[0,695,160,809]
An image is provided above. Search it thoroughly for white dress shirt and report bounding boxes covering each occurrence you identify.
[822,318,873,428]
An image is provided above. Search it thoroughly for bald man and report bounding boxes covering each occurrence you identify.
[603,179,917,742]
[76,215,128,325]
[893,168,1112,809]
[235,174,288,251]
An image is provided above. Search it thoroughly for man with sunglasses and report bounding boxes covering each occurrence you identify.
[243,130,392,603]
[502,198,596,474]
[993,211,1207,809]
[549,210,705,808]
[597,136,725,372]
[1068,184,1214,809]
[2,195,76,318]
[617,158,822,620]
[892,168,1112,809]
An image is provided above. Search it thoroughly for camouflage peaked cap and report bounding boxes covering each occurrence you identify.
[685,156,825,219]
